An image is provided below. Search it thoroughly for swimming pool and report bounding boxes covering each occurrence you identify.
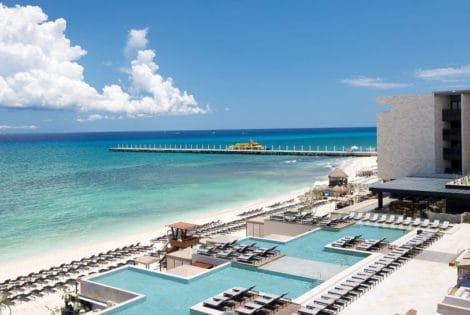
[239,224,408,266]
[93,264,317,315]
[91,224,407,314]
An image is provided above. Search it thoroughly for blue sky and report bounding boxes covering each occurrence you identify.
[1,0,470,133]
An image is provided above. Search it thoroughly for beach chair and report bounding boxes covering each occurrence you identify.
[430,219,440,229]
[198,247,216,256]
[354,212,363,220]
[386,215,395,224]
[356,242,374,251]
[402,217,412,225]
[236,302,264,315]
[378,214,387,223]
[412,218,421,226]
[298,306,323,315]
[369,214,379,222]
[420,219,430,228]
[254,246,278,257]
[361,213,371,221]
[395,215,404,225]
[216,249,235,259]
[236,254,257,264]
[439,221,449,230]
[254,292,287,309]
[203,295,230,310]
[223,286,255,299]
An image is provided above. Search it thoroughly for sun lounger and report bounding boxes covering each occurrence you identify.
[378,214,387,223]
[253,246,278,257]
[420,219,430,228]
[223,286,255,299]
[298,306,323,315]
[254,292,287,307]
[412,218,421,226]
[203,294,231,309]
[353,212,363,220]
[439,221,449,230]
[402,217,412,225]
[430,219,440,228]
[198,247,216,256]
[236,254,257,264]
[234,243,256,253]
[216,250,235,259]
[236,302,264,315]
[361,213,371,221]
[386,215,395,224]
[395,215,404,225]
[369,214,379,222]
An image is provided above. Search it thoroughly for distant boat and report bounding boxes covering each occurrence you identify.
[228,140,265,150]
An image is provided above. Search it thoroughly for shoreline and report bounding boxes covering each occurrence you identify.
[0,156,377,282]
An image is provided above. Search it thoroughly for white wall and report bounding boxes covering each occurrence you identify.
[376,94,436,180]
[263,220,316,236]
[246,222,264,237]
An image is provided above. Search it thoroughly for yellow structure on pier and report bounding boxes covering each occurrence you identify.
[228,140,265,151]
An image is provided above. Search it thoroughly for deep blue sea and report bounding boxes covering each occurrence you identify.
[0,128,376,262]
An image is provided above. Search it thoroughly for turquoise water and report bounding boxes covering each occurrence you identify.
[240,224,407,265]
[0,128,376,262]
[93,264,317,315]
[91,224,406,315]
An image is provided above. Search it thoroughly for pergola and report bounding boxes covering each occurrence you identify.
[166,222,200,251]
[134,255,160,269]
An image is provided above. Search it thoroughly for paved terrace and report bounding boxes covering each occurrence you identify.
[340,224,470,315]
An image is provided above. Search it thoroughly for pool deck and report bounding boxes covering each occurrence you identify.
[338,223,470,315]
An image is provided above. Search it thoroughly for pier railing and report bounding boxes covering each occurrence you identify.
[109,144,377,157]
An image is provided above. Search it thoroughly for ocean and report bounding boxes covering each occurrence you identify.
[0,127,376,262]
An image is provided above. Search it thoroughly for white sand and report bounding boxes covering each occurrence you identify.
[1,156,378,314]
[0,156,377,282]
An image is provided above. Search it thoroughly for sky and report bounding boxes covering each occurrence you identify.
[1,0,470,133]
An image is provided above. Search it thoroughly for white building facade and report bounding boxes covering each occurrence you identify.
[377,90,470,180]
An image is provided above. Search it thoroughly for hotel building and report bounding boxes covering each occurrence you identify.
[370,89,470,212]
[377,89,470,180]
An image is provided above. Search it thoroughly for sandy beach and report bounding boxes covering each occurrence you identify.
[0,156,377,282]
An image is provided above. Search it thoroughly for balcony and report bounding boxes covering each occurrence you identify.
[443,128,461,141]
[443,147,462,161]
[442,109,461,121]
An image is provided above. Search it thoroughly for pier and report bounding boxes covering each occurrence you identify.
[109,144,377,157]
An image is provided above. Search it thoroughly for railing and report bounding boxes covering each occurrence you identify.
[112,143,377,153]
[443,147,462,160]
[442,109,461,121]
[443,128,461,140]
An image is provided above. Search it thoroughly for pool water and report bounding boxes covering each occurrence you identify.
[94,264,317,315]
[239,224,408,266]
[93,224,407,314]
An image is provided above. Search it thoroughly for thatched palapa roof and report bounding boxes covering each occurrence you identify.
[328,168,348,179]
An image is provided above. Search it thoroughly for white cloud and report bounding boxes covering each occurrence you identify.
[125,28,148,56]
[416,65,470,81]
[0,124,37,130]
[75,114,124,123]
[341,76,409,89]
[0,4,205,117]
